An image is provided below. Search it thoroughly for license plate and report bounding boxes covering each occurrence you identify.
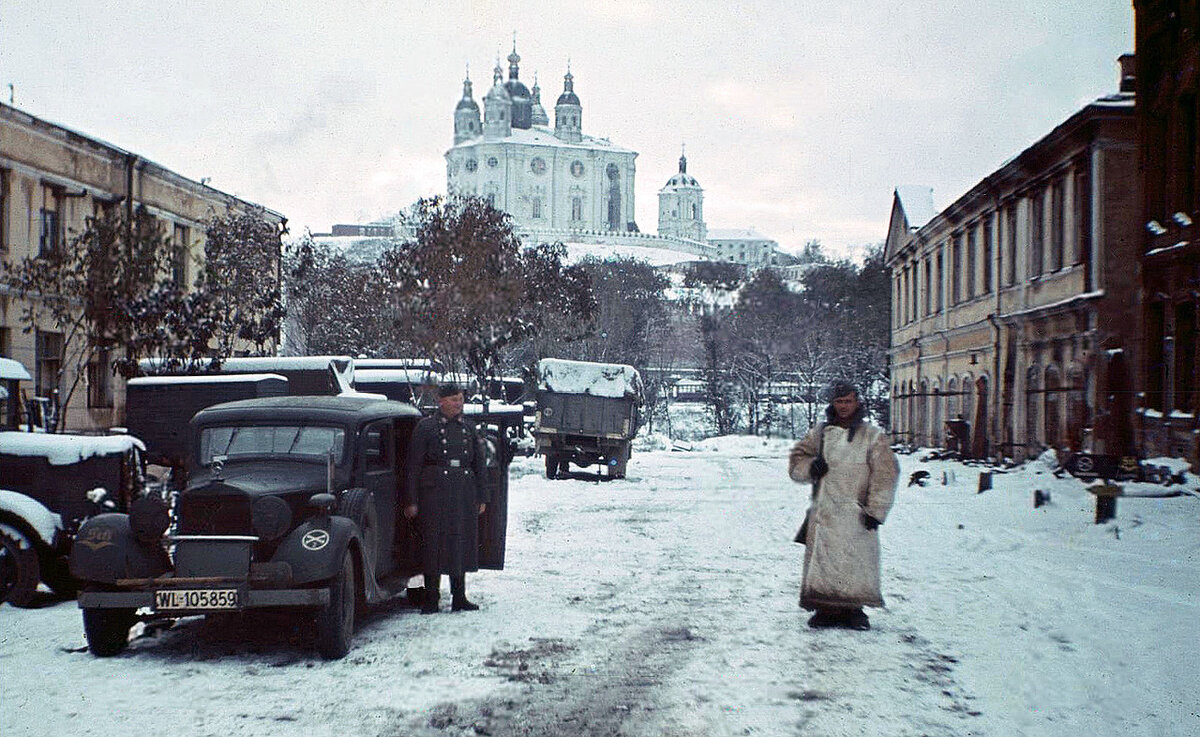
[154,589,240,611]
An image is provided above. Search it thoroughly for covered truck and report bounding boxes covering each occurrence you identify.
[533,358,643,479]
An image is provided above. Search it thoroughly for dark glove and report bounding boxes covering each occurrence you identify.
[861,512,881,531]
[810,455,828,481]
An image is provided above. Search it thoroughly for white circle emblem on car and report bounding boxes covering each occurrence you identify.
[302,529,330,551]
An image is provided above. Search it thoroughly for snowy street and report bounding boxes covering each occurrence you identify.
[2,437,1198,737]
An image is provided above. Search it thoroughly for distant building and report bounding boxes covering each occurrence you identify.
[1134,3,1200,461]
[885,60,1139,461]
[657,152,706,242]
[446,45,638,234]
[0,102,284,432]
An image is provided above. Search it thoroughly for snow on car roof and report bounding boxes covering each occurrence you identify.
[127,373,287,385]
[354,369,441,383]
[0,357,32,381]
[0,431,145,465]
[536,358,642,399]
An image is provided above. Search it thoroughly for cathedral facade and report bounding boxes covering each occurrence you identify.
[446,46,639,234]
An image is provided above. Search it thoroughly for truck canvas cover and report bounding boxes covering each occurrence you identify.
[535,358,643,400]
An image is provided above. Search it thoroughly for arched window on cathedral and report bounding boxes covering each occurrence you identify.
[692,204,698,219]
[571,197,582,222]
[532,198,542,219]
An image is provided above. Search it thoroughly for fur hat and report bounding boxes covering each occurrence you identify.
[437,382,463,398]
[825,380,859,402]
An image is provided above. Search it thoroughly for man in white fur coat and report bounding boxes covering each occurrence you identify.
[789,380,899,630]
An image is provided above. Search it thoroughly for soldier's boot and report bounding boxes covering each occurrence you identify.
[421,573,440,614]
[807,609,839,628]
[450,574,479,612]
[842,608,870,631]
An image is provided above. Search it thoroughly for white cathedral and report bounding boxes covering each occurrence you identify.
[445,47,638,234]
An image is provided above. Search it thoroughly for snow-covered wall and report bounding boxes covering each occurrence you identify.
[536,358,642,399]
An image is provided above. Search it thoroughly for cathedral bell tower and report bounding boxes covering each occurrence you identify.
[483,60,512,139]
[554,68,582,143]
[658,149,706,242]
[453,70,481,144]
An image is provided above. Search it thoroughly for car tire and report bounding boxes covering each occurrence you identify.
[82,605,135,656]
[315,549,356,660]
[338,489,377,616]
[544,453,559,479]
[40,554,78,599]
[0,525,41,608]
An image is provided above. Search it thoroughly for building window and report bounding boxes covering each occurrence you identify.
[39,187,63,256]
[923,258,932,316]
[692,203,697,219]
[1073,165,1091,267]
[87,348,114,409]
[172,223,190,286]
[935,251,943,312]
[0,169,7,254]
[1044,365,1061,448]
[1030,189,1044,278]
[1050,177,1065,271]
[1025,366,1040,449]
[966,227,977,300]
[911,262,919,322]
[571,197,582,222]
[35,330,63,399]
[951,236,962,304]
[1005,205,1017,286]
[982,216,993,294]
[1175,301,1197,415]
[1147,301,1166,412]
[532,198,542,219]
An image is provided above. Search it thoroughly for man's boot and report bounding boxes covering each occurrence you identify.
[842,608,870,631]
[450,574,479,612]
[421,573,440,614]
[807,609,838,628]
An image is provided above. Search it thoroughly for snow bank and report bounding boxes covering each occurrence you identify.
[0,431,145,465]
[536,358,642,399]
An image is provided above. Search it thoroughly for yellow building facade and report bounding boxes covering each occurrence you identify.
[0,102,284,432]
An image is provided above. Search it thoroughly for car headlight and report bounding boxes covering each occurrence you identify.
[252,496,293,541]
[129,495,171,543]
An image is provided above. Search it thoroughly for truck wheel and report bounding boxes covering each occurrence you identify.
[0,525,41,608]
[82,606,135,656]
[315,549,356,659]
[544,453,559,479]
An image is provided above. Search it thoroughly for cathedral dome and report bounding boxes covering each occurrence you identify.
[456,96,479,112]
[663,153,699,188]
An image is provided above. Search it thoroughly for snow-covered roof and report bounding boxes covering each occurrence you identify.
[536,358,642,399]
[0,358,32,381]
[0,431,145,465]
[706,228,773,242]
[138,356,352,374]
[354,369,440,384]
[127,373,286,386]
[561,242,698,266]
[895,186,937,230]
[449,125,636,154]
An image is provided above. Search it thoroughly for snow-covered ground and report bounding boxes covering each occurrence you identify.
[2,438,1198,736]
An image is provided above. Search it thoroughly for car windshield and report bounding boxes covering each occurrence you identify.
[199,425,346,465]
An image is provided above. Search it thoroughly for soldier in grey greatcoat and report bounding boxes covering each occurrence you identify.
[404,383,488,613]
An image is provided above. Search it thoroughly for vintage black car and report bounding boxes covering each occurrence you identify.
[70,395,518,659]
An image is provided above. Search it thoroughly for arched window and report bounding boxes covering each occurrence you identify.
[1066,363,1087,451]
[1025,366,1041,452]
[919,380,929,446]
[931,382,943,447]
[947,378,959,420]
[1044,365,1062,449]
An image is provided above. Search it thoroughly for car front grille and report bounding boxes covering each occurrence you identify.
[178,494,253,535]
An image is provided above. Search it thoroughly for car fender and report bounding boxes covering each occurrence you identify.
[68,514,171,584]
[0,488,62,548]
[272,516,360,586]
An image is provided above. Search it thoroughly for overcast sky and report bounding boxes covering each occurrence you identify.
[1,1,1132,258]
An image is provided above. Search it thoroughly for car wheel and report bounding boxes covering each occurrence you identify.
[40,554,78,599]
[82,605,135,656]
[0,525,41,608]
[315,549,356,660]
[544,453,559,479]
[339,489,378,616]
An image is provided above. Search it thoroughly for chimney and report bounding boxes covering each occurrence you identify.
[1118,53,1136,93]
